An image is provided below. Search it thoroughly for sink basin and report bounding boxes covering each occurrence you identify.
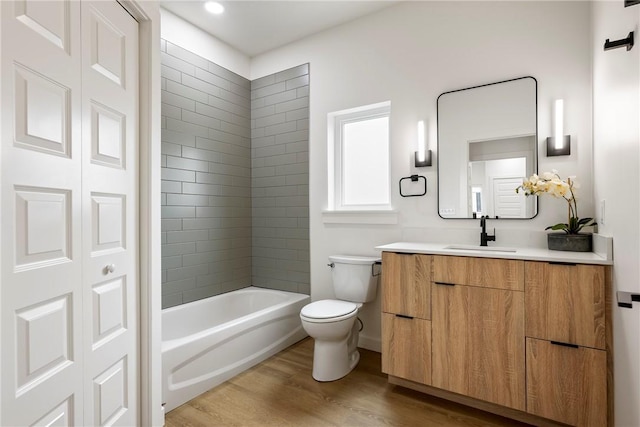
[444,244,517,253]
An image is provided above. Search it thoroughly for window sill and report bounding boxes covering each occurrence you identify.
[321,210,398,225]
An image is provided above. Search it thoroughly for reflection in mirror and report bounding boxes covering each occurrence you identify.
[437,77,538,219]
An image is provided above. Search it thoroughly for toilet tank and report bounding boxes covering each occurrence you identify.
[329,255,381,303]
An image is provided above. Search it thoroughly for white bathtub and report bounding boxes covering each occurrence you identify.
[162,286,310,412]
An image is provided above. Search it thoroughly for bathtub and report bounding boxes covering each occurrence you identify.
[162,286,310,412]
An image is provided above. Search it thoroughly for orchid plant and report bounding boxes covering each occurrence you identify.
[516,171,594,234]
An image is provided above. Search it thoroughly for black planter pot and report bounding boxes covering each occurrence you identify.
[547,233,593,252]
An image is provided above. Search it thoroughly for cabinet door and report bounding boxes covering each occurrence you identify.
[525,262,605,349]
[433,256,523,291]
[526,338,606,426]
[381,252,431,319]
[381,313,431,385]
[432,282,525,411]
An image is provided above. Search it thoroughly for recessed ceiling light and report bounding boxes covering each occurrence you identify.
[204,1,224,15]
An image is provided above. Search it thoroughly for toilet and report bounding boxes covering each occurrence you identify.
[300,255,380,382]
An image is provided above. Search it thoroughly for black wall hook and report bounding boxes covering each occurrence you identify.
[604,31,634,51]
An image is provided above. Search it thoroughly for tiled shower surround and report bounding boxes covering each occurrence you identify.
[160,40,310,308]
[251,65,310,296]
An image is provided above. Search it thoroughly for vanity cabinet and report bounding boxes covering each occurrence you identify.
[381,252,432,384]
[524,261,608,426]
[381,252,611,427]
[431,256,525,411]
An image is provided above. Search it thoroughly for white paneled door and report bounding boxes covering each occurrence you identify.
[1,1,139,426]
[82,2,138,426]
[492,177,526,218]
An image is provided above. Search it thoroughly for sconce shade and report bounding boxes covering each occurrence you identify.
[546,135,571,156]
[547,99,570,156]
[415,150,432,167]
[415,120,431,166]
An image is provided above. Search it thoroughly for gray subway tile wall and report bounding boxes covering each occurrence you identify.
[161,40,310,308]
[161,40,252,308]
[251,64,310,295]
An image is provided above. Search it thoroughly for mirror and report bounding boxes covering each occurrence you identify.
[437,76,538,219]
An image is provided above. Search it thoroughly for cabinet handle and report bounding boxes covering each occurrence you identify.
[548,261,577,266]
[395,314,414,319]
[434,282,455,286]
[550,341,579,349]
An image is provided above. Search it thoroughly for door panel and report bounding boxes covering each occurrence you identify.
[15,186,71,268]
[432,282,525,411]
[14,0,70,52]
[32,396,74,426]
[525,262,606,349]
[92,277,127,347]
[1,1,83,424]
[382,313,432,384]
[381,252,431,319]
[526,338,607,426]
[14,63,71,156]
[1,1,138,425]
[91,102,126,168]
[89,7,126,87]
[82,2,138,426]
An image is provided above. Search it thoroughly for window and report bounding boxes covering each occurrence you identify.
[328,101,391,211]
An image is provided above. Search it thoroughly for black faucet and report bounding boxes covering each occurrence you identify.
[480,216,496,246]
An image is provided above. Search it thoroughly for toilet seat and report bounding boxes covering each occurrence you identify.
[300,299,357,323]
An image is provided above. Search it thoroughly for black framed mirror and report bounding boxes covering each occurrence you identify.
[437,76,538,219]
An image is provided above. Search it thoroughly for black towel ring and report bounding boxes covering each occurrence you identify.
[399,175,427,197]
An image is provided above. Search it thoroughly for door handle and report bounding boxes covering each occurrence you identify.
[104,264,116,275]
[617,291,640,308]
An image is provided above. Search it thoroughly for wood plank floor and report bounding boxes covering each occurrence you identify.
[165,338,531,427]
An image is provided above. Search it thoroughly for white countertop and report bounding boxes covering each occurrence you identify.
[375,238,613,265]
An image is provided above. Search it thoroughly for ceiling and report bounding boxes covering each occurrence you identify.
[160,1,399,57]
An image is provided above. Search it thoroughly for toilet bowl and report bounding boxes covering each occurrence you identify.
[300,255,380,382]
[300,300,361,381]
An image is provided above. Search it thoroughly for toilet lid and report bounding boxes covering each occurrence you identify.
[301,299,357,319]
[328,255,381,265]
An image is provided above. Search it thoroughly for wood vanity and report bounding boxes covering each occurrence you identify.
[378,243,612,427]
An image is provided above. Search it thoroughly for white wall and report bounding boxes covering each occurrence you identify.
[160,8,251,79]
[252,1,593,351]
[592,2,640,426]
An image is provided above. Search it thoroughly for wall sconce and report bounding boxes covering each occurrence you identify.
[414,120,432,167]
[547,99,571,156]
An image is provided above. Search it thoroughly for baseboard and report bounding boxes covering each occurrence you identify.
[358,334,381,353]
[388,376,565,427]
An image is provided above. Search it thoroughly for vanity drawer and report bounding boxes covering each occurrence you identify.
[382,252,431,319]
[526,337,606,426]
[525,261,605,349]
[433,255,524,291]
[381,312,431,385]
